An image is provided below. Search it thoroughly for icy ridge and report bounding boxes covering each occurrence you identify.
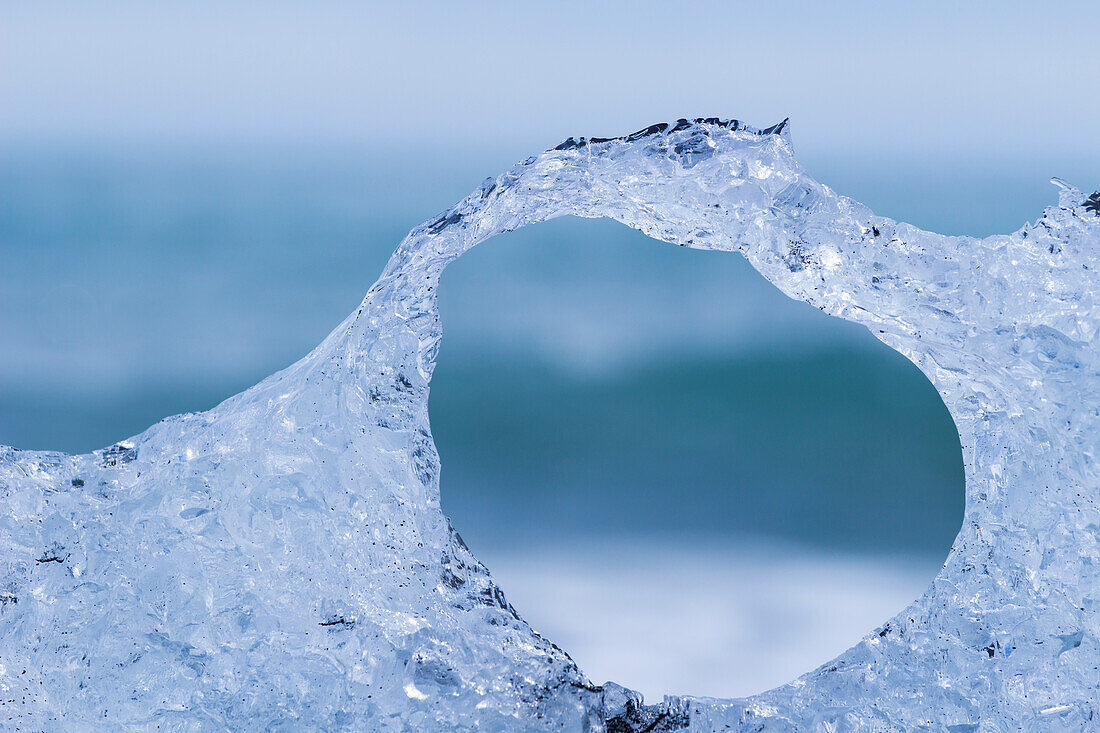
[1,118,1097,731]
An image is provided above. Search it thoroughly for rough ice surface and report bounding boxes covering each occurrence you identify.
[1,118,1098,731]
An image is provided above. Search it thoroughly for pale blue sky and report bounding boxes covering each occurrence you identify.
[3,2,1097,155]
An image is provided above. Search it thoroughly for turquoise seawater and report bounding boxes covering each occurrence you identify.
[0,147,964,561]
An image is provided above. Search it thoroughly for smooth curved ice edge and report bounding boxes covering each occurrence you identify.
[1,119,1097,731]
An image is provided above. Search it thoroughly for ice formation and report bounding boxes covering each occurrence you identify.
[1,118,1098,731]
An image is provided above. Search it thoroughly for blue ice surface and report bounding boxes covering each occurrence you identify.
[1,121,1096,729]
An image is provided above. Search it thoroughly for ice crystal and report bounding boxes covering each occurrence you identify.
[1,119,1097,731]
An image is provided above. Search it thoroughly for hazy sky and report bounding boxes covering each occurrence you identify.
[2,2,1098,233]
[4,2,1098,151]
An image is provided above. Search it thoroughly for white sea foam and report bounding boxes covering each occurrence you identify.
[487,538,935,702]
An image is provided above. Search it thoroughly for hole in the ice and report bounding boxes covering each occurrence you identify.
[431,216,964,701]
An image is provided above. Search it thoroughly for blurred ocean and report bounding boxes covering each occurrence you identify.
[0,145,967,698]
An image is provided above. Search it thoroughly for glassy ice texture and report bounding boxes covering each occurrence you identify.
[1,119,1097,731]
